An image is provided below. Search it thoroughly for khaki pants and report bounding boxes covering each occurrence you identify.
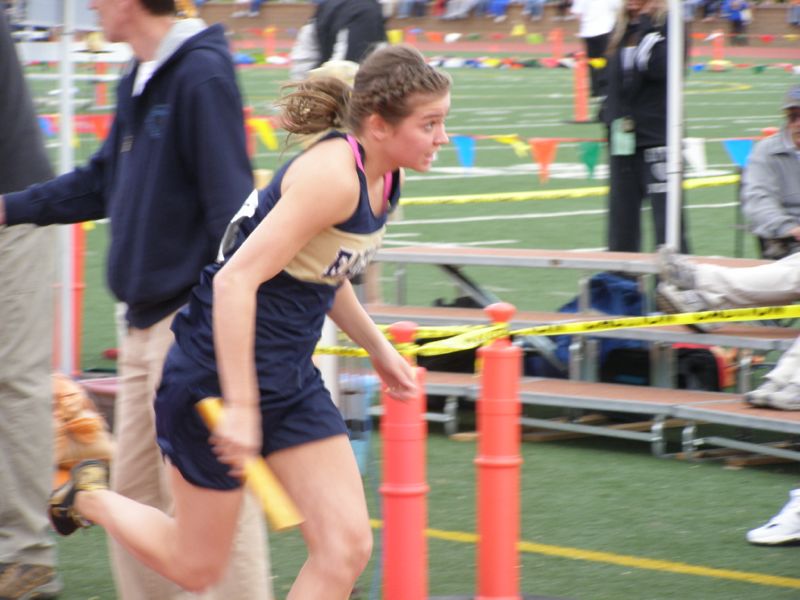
[0,225,56,567]
[695,252,800,308]
[110,313,272,599]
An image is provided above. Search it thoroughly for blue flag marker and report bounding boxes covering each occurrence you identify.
[451,135,476,168]
[722,139,754,168]
[38,116,54,137]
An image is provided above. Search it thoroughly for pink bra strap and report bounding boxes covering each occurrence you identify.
[346,134,392,211]
[346,134,365,171]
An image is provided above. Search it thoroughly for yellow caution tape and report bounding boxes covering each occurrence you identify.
[315,346,369,357]
[414,325,484,338]
[400,175,739,206]
[511,305,800,337]
[416,324,509,356]
[417,305,800,355]
[315,304,799,358]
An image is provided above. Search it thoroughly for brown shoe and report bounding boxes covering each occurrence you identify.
[0,562,63,599]
[48,460,109,536]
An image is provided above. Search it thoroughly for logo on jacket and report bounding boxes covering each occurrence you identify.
[145,104,170,139]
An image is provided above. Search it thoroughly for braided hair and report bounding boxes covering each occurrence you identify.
[278,45,451,141]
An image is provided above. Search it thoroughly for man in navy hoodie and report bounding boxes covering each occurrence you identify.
[0,1,271,598]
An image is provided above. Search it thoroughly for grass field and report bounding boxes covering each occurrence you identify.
[27,55,800,598]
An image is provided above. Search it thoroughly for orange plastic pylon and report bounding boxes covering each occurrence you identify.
[476,302,523,600]
[572,51,590,123]
[712,30,725,62]
[381,321,428,600]
[550,27,564,61]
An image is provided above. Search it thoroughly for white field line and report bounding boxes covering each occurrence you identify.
[382,239,520,247]
[392,202,738,227]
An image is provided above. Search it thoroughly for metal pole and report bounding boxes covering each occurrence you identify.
[665,0,685,251]
[58,0,75,374]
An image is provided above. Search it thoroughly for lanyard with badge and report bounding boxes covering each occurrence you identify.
[610,43,637,156]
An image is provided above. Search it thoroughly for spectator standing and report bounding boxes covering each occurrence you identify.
[700,0,719,20]
[571,0,622,98]
[0,11,60,599]
[291,0,386,82]
[601,0,690,253]
[554,0,574,19]
[740,85,800,259]
[523,0,546,20]
[721,0,749,45]
[790,0,800,27]
[396,0,428,17]
[315,0,387,67]
[0,2,272,599]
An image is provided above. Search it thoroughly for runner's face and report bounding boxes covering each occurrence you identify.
[386,92,451,173]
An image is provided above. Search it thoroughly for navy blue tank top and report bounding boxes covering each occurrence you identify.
[171,131,400,398]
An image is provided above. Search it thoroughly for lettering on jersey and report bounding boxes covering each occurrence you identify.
[323,245,378,281]
[216,189,259,263]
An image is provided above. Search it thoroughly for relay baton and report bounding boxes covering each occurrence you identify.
[196,397,304,531]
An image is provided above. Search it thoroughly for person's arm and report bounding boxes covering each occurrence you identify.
[209,140,360,475]
[327,280,417,402]
[634,19,668,81]
[0,136,113,227]
[741,143,800,239]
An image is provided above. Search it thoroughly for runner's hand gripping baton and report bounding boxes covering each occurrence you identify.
[196,397,304,531]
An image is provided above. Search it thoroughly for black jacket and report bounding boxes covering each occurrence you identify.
[602,15,672,149]
[314,0,386,66]
[0,14,53,192]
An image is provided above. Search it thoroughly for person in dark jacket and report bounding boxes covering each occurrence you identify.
[0,11,61,600]
[602,0,690,253]
[314,0,387,67]
[0,1,272,598]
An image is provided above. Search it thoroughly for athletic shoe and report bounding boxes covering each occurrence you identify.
[744,379,785,407]
[655,282,719,333]
[746,489,800,545]
[657,245,697,290]
[761,382,800,411]
[48,459,109,536]
[0,562,63,599]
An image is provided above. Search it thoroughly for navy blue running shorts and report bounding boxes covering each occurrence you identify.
[155,344,348,490]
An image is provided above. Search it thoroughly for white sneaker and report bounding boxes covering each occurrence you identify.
[655,282,718,333]
[657,245,696,290]
[762,382,800,411]
[746,489,800,545]
[744,379,785,407]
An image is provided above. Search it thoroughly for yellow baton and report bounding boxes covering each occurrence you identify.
[196,397,304,531]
